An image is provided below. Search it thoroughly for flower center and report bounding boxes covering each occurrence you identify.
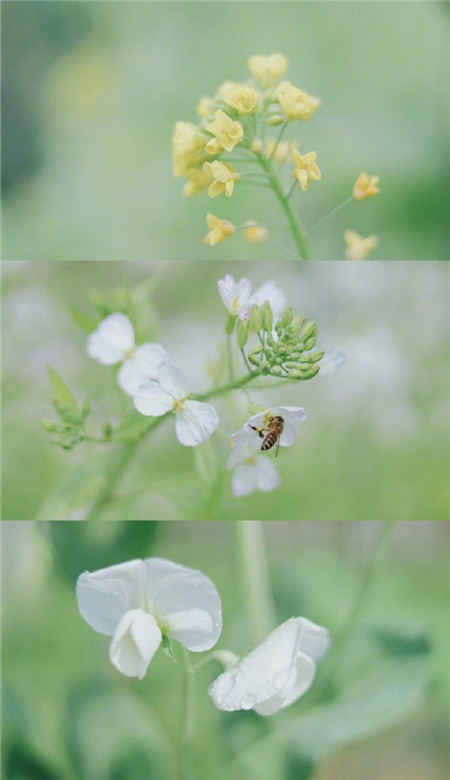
[172,395,189,413]
[231,297,240,314]
[125,347,135,359]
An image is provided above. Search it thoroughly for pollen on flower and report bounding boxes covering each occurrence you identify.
[172,396,189,413]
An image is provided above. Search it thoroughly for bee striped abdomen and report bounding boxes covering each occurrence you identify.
[261,432,279,451]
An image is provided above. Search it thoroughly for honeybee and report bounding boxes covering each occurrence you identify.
[250,415,284,456]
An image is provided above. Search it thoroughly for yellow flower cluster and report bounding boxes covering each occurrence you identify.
[173,54,380,255]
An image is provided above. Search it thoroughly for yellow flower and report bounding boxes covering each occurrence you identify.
[203,161,240,198]
[196,96,214,120]
[244,221,269,244]
[206,109,244,153]
[265,138,289,164]
[172,122,209,177]
[250,139,263,154]
[224,85,260,116]
[216,81,238,100]
[292,149,321,191]
[248,54,288,87]
[183,169,211,197]
[344,230,378,260]
[352,172,380,200]
[277,82,320,122]
[204,213,236,246]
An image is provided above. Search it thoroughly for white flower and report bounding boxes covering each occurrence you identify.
[209,617,329,715]
[217,275,286,321]
[87,313,169,396]
[133,361,219,447]
[232,406,307,450]
[227,438,281,497]
[77,557,222,679]
[319,347,348,377]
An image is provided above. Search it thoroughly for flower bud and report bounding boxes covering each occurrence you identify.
[260,362,270,375]
[250,304,262,333]
[261,301,274,333]
[281,307,293,327]
[271,366,283,376]
[300,364,320,379]
[250,139,263,154]
[290,314,305,334]
[250,345,263,355]
[267,114,284,126]
[225,314,237,335]
[248,354,261,367]
[299,321,318,342]
[236,318,250,348]
[303,350,325,363]
[42,419,56,432]
[304,335,318,350]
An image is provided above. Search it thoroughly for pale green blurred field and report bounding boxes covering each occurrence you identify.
[2,521,450,779]
[2,260,449,521]
[2,1,449,261]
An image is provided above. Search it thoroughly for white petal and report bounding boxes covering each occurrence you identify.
[254,457,281,492]
[299,617,330,661]
[320,347,349,377]
[255,652,316,715]
[87,313,135,365]
[231,423,258,448]
[76,559,147,636]
[118,343,170,396]
[231,463,258,496]
[109,608,162,679]
[209,617,322,715]
[133,382,174,416]
[218,275,252,314]
[227,438,261,469]
[175,401,219,446]
[253,280,287,321]
[245,406,307,448]
[143,558,222,652]
[157,361,189,399]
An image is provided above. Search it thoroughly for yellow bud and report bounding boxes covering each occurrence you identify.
[250,139,263,154]
[248,53,288,87]
[352,172,380,200]
[344,229,379,260]
[243,220,268,244]
[267,115,284,126]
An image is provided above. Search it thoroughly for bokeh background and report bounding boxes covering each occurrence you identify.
[2,520,449,780]
[2,260,449,521]
[2,1,449,261]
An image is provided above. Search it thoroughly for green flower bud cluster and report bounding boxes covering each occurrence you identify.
[43,369,91,450]
[242,303,324,380]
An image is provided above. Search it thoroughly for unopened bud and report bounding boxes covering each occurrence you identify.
[250,139,263,154]
[304,335,318,350]
[250,304,262,333]
[267,114,284,126]
[260,362,270,375]
[261,301,273,333]
[299,321,318,342]
[236,318,250,349]
[248,354,261,367]
[300,364,320,379]
[271,366,283,376]
[304,350,325,363]
[281,307,293,327]
[290,314,306,334]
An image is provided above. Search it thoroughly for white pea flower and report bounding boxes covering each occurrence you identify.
[134,360,219,447]
[232,406,307,450]
[217,275,286,321]
[87,312,169,396]
[319,347,348,377]
[227,438,281,497]
[209,617,329,715]
[77,557,222,679]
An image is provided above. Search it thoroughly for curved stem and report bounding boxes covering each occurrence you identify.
[257,152,310,260]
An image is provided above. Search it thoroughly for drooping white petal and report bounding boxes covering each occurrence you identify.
[87,313,135,365]
[76,559,147,636]
[109,608,162,679]
[217,275,252,315]
[320,347,349,377]
[133,382,174,416]
[254,652,316,715]
[231,457,281,497]
[254,457,281,493]
[157,361,189,399]
[231,463,258,497]
[175,401,219,446]
[252,280,287,321]
[298,617,330,661]
[143,558,222,652]
[209,617,324,715]
[118,343,170,396]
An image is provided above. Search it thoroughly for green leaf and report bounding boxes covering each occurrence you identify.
[69,306,99,333]
[48,367,78,417]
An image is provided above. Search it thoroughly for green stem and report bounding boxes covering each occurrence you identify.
[179,647,196,780]
[226,334,234,381]
[257,152,310,260]
[235,521,276,645]
[266,237,301,261]
[194,371,258,401]
[268,121,288,160]
[240,348,253,374]
[306,195,353,236]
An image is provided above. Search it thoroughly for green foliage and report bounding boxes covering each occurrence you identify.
[44,368,91,450]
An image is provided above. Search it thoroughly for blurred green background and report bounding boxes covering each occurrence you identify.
[2,260,449,521]
[2,1,449,261]
[2,520,449,779]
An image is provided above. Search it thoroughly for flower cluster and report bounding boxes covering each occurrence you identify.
[173,53,380,259]
[77,557,329,717]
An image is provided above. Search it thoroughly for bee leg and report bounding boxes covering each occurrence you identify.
[249,425,266,440]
